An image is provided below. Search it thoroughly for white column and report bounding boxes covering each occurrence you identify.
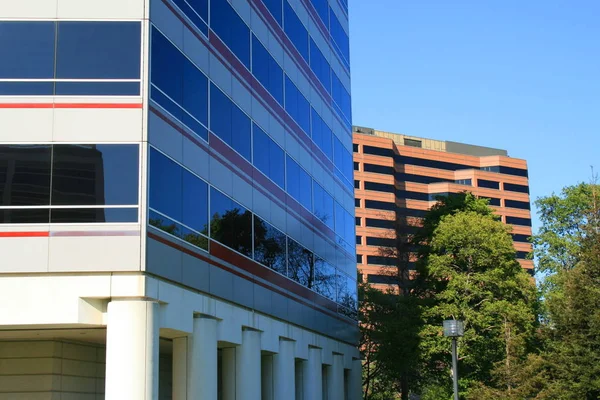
[222,347,236,400]
[326,355,344,400]
[105,300,159,400]
[303,347,323,400]
[261,355,274,400]
[236,329,262,400]
[273,339,295,400]
[188,317,218,400]
[347,359,362,400]
[173,337,188,400]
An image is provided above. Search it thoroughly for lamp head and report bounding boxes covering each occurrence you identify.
[443,320,464,337]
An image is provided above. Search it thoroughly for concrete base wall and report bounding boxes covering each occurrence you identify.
[0,340,105,400]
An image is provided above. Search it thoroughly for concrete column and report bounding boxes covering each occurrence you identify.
[273,339,295,400]
[347,359,362,400]
[236,329,262,400]
[222,347,236,400]
[326,355,344,400]
[173,337,188,400]
[188,317,218,400]
[303,347,323,400]
[261,355,274,400]
[105,300,159,400]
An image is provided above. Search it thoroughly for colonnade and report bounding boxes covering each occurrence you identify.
[104,300,361,400]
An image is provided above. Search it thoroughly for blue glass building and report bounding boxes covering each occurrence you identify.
[0,0,358,398]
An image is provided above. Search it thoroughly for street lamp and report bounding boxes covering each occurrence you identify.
[443,319,464,400]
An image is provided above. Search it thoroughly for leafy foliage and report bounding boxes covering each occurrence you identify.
[361,192,539,399]
[533,183,600,279]
[418,208,538,397]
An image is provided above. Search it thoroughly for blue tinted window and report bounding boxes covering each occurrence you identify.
[283,1,309,62]
[149,209,208,250]
[0,22,55,79]
[286,156,312,210]
[310,0,329,27]
[182,170,208,233]
[56,22,141,79]
[311,108,333,160]
[337,271,357,311]
[287,238,314,286]
[173,0,208,35]
[210,84,251,161]
[313,182,334,230]
[231,101,252,161]
[284,76,310,134]
[210,187,253,257]
[263,0,283,25]
[183,59,209,126]
[151,29,184,119]
[187,0,208,21]
[150,149,182,221]
[51,208,138,223]
[251,35,284,105]
[211,0,250,69]
[309,39,331,92]
[335,201,354,248]
[0,82,54,96]
[253,124,285,188]
[55,82,140,96]
[52,145,139,206]
[329,9,350,63]
[210,84,232,142]
[313,257,336,300]
[254,215,286,274]
[332,72,352,123]
[333,135,353,183]
[0,145,51,206]
[151,28,208,140]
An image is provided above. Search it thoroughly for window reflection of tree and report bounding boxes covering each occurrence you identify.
[314,210,333,230]
[287,239,336,300]
[313,257,336,301]
[210,208,253,258]
[150,207,356,319]
[149,215,209,251]
[336,272,358,317]
[253,216,287,275]
[287,239,314,287]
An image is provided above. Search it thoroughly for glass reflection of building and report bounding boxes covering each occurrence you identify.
[0,144,139,224]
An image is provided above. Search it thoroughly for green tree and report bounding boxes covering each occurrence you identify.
[417,201,538,398]
[533,183,600,287]
[359,282,400,400]
[371,211,424,400]
[533,183,600,399]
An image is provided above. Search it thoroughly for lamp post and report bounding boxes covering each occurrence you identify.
[443,319,464,400]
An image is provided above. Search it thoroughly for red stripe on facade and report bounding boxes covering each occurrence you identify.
[0,231,49,237]
[0,103,142,109]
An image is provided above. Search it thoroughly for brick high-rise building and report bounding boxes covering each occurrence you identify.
[353,126,533,287]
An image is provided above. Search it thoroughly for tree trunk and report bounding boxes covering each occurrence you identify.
[401,374,409,400]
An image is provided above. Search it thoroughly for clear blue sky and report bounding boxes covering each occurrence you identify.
[349,0,600,231]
